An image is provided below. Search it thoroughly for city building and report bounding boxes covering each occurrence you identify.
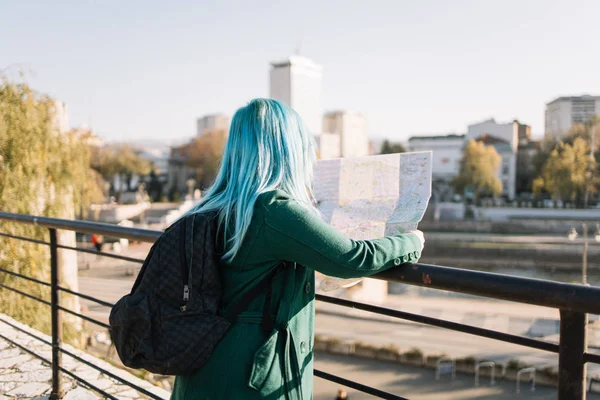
[545,95,600,141]
[139,148,169,182]
[197,114,230,137]
[466,119,531,201]
[269,55,323,135]
[322,111,369,158]
[314,133,340,159]
[167,143,196,197]
[408,134,465,201]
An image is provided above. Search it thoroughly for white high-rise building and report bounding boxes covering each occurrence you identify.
[322,111,369,158]
[269,55,323,135]
[197,114,230,136]
[545,95,600,141]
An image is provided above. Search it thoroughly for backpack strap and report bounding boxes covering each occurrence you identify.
[224,262,288,334]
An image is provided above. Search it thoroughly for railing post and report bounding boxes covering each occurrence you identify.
[49,228,62,399]
[558,309,587,399]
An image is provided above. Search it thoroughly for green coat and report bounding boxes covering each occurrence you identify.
[171,190,422,400]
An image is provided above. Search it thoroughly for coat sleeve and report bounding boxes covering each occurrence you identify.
[262,197,422,279]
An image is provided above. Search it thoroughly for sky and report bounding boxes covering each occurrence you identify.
[2,0,599,144]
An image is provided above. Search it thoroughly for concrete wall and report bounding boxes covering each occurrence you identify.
[89,202,151,223]
[424,203,600,234]
[477,206,600,221]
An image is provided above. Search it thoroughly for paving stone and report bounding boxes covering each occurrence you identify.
[105,384,131,394]
[6,382,51,397]
[85,378,113,390]
[0,340,10,350]
[17,359,45,372]
[0,354,31,368]
[0,369,52,382]
[73,366,101,381]
[115,388,140,398]
[0,381,18,393]
[0,348,21,359]
[62,387,99,400]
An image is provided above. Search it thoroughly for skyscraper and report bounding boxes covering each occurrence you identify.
[269,55,323,135]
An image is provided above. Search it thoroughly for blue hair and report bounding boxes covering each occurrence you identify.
[186,98,317,261]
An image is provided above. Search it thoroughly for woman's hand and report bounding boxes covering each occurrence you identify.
[404,230,425,251]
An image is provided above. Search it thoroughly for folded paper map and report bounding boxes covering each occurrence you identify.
[313,151,433,292]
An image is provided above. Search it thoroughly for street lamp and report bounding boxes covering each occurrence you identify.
[568,223,600,285]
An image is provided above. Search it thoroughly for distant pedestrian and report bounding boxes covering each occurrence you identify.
[91,234,103,259]
[335,389,348,400]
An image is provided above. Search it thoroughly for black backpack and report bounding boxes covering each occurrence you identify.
[109,212,284,376]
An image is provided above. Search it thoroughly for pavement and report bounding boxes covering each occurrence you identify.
[0,314,170,400]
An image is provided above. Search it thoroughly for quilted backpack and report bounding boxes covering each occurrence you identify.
[109,212,284,375]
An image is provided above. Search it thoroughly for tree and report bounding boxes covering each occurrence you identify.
[533,138,596,206]
[146,170,164,202]
[0,77,102,338]
[186,129,228,188]
[91,145,152,195]
[380,140,406,154]
[453,140,503,200]
[564,116,600,149]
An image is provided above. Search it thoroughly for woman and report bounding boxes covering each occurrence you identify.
[171,99,424,400]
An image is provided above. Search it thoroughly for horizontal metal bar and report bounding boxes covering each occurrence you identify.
[57,306,111,330]
[0,317,163,400]
[0,266,51,287]
[0,281,112,330]
[57,286,115,308]
[0,231,51,246]
[584,352,600,365]
[314,368,407,400]
[56,243,145,263]
[0,331,118,400]
[1,210,600,314]
[0,283,51,306]
[316,294,559,353]
[375,263,600,315]
[0,211,162,242]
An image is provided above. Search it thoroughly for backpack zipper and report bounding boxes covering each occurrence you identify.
[179,218,189,311]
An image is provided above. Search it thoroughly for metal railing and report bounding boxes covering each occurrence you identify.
[0,211,599,399]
